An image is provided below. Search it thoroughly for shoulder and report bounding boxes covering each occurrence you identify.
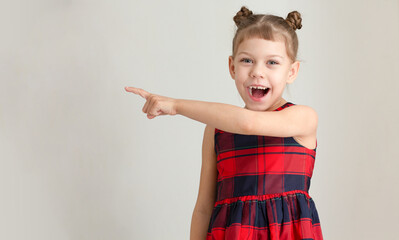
[285,104,318,117]
[284,104,318,133]
[244,103,317,137]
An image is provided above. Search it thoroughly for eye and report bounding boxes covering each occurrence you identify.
[240,58,253,64]
[268,60,279,65]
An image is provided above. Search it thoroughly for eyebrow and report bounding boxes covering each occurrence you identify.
[237,51,284,59]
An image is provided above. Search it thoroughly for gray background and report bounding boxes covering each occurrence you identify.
[1,0,398,239]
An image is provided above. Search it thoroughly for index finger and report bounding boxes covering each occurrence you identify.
[125,87,150,99]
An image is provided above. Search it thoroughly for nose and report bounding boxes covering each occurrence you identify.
[249,63,265,78]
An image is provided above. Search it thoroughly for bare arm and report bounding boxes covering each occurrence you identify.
[176,99,249,135]
[176,99,317,137]
[126,86,250,135]
[244,104,318,137]
[125,87,316,137]
[190,124,217,240]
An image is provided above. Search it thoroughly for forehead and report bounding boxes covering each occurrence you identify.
[236,38,287,58]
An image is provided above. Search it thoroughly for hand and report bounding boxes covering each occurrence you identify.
[124,86,178,119]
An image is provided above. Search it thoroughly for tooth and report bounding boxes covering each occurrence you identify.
[250,88,253,95]
[252,86,265,90]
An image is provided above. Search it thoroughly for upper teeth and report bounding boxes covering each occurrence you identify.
[250,86,267,90]
[249,86,268,96]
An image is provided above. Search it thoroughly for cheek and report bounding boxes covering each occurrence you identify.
[234,80,247,94]
[234,73,246,84]
[271,83,287,94]
[234,66,247,76]
[269,74,287,85]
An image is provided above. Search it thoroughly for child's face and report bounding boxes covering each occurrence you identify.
[228,37,299,111]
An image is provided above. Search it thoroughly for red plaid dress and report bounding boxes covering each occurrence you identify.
[206,102,323,240]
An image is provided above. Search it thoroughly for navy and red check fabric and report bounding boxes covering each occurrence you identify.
[206,102,323,240]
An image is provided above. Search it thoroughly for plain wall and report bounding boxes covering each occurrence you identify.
[1,0,398,239]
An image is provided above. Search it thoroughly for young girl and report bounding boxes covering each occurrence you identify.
[125,6,323,240]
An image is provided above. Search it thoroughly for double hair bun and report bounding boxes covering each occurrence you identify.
[285,11,302,30]
[233,6,302,31]
[233,6,254,26]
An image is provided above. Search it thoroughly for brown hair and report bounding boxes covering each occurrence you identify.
[232,6,302,63]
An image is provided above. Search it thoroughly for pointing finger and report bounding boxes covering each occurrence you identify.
[125,87,150,99]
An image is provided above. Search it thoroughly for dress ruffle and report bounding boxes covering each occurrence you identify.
[207,190,323,240]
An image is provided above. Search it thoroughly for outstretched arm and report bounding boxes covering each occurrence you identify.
[177,99,317,138]
[125,86,250,134]
[125,87,317,137]
[176,99,250,135]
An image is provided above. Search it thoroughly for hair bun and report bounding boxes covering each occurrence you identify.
[233,6,253,27]
[285,11,302,30]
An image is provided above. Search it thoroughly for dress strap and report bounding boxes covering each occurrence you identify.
[274,102,294,111]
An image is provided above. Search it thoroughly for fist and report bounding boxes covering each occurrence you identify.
[125,87,178,119]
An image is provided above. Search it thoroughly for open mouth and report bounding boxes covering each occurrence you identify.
[248,86,270,100]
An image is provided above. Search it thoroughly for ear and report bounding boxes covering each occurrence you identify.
[286,60,300,84]
[228,56,235,80]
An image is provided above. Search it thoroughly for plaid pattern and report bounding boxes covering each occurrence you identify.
[206,102,323,240]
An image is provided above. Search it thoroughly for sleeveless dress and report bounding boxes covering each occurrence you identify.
[206,102,323,240]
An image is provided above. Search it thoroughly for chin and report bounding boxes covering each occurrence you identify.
[245,104,267,111]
